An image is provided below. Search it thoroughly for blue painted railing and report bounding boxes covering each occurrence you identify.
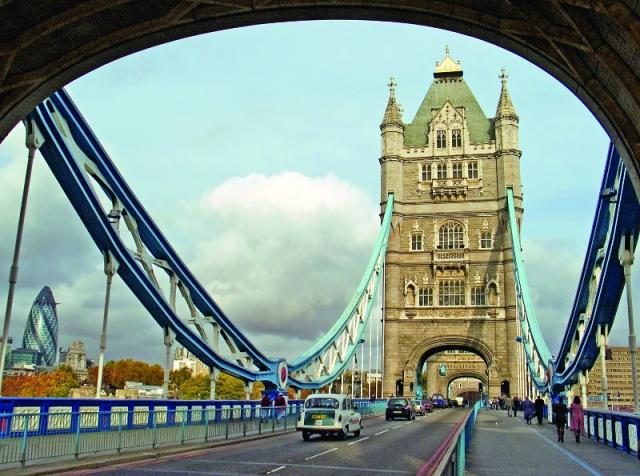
[0,397,385,439]
[584,408,640,459]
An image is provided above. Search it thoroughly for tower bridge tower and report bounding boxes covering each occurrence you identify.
[380,49,524,399]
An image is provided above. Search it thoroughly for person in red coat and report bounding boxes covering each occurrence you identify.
[570,395,585,443]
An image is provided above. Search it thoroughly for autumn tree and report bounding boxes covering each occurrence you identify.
[88,359,164,391]
[1,367,78,397]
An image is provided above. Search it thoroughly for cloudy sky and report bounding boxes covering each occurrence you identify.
[0,21,634,369]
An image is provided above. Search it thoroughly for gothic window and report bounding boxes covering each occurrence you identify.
[411,233,423,251]
[437,163,447,179]
[419,287,433,307]
[452,129,462,148]
[436,130,447,148]
[468,161,479,179]
[438,280,465,306]
[421,164,431,181]
[452,162,463,179]
[480,231,493,249]
[438,221,465,249]
[471,287,486,306]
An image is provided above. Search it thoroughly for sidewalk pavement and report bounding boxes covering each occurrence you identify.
[466,410,639,476]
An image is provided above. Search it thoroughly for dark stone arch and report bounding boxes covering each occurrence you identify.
[1,2,640,192]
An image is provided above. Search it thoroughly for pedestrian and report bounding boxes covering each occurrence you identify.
[534,395,545,424]
[570,396,585,443]
[505,395,513,417]
[274,392,286,424]
[523,396,535,424]
[260,392,271,423]
[513,396,520,417]
[553,396,568,443]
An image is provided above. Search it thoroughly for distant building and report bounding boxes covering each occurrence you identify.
[2,337,12,367]
[172,346,209,377]
[10,347,43,367]
[63,341,88,381]
[59,346,68,365]
[117,381,164,399]
[23,286,58,366]
[586,346,640,410]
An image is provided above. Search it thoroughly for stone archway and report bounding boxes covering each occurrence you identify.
[392,335,503,399]
[442,371,487,398]
[1,3,640,192]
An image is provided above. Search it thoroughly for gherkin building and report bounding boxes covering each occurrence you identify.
[22,286,58,366]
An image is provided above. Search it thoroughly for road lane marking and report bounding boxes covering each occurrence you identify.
[374,429,389,435]
[348,436,369,445]
[514,419,602,476]
[404,421,413,425]
[392,425,402,430]
[305,447,338,460]
[267,466,287,474]
[163,459,414,474]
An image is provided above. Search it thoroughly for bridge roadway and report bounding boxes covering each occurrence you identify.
[67,408,468,476]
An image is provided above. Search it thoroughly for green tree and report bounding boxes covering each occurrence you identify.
[215,372,244,400]
[180,374,211,399]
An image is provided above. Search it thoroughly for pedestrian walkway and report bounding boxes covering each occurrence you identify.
[466,410,639,476]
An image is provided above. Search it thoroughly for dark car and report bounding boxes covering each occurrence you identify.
[421,400,434,413]
[385,397,415,421]
[431,394,447,409]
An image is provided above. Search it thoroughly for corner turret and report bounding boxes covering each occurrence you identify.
[380,77,404,202]
[494,69,522,199]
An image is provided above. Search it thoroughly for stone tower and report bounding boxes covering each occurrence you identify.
[380,49,524,399]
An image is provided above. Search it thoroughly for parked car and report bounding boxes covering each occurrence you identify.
[385,397,415,420]
[296,393,362,441]
[411,399,425,415]
[421,400,434,413]
[431,394,447,409]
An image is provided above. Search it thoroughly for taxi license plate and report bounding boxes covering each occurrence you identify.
[393,410,402,414]
[314,420,324,426]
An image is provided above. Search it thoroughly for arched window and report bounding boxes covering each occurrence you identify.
[421,164,431,181]
[438,280,465,306]
[419,288,433,307]
[480,232,492,249]
[452,129,462,148]
[438,222,465,249]
[436,130,447,148]
[437,163,447,179]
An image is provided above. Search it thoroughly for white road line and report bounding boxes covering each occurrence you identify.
[348,436,369,445]
[266,466,287,474]
[392,425,402,430]
[374,429,389,435]
[305,447,338,460]
[404,421,413,425]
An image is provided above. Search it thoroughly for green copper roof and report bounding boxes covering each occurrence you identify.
[404,77,494,147]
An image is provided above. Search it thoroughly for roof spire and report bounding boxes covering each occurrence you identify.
[496,68,518,119]
[434,46,462,77]
[381,76,404,129]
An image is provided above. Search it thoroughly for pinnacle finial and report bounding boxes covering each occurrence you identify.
[445,45,450,57]
[388,77,397,96]
[499,68,508,84]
